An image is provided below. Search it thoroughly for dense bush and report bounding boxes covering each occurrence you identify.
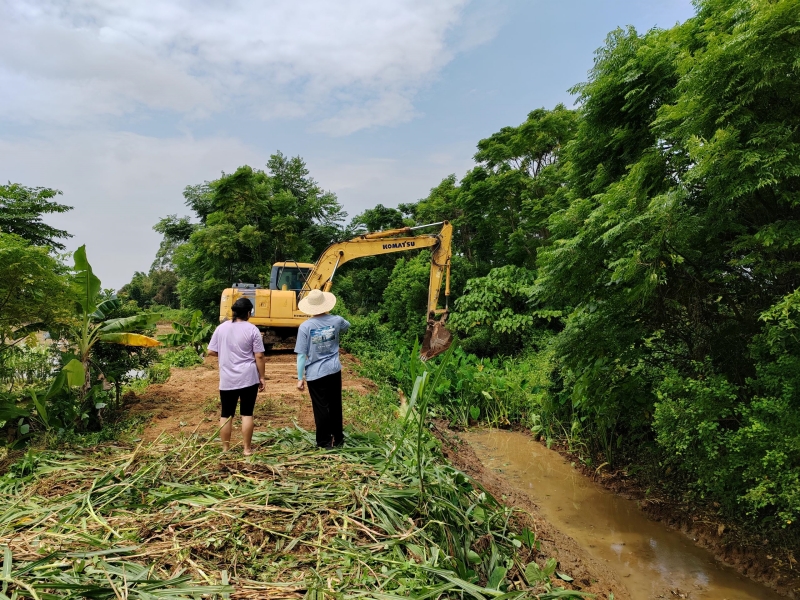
[381,253,432,343]
[162,347,205,368]
[534,0,800,526]
[449,265,547,355]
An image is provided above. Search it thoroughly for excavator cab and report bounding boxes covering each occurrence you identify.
[270,264,312,293]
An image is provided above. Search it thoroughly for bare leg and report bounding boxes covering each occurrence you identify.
[219,417,232,452]
[242,416,254,455]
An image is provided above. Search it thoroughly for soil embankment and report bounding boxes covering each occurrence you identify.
[125,352,625,598]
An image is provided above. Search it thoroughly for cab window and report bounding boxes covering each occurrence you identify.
[269,266,310,291]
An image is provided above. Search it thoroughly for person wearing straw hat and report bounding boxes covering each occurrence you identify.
[207,297,266,456]
[295,289,350,448]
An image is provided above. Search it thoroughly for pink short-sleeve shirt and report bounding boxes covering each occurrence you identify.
[207,320,265,390]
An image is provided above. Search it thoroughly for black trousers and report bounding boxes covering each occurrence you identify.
[219,384,259,418]
[306,371,343,448]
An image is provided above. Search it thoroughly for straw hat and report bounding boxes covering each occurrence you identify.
[298,289,337,315]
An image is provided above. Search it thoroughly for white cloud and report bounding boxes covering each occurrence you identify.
[1,0,480,132]
[0,128,474,288]
[0,130,264,288]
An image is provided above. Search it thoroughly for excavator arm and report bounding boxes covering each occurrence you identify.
[303,221,453,358]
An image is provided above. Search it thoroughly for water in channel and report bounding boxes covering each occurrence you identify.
[463,429,782,600]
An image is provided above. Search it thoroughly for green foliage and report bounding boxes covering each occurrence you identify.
[449,265,543,355]
[0,344,53,390]
[158,309,213,355]
[0,234,73,362]
[653,288,800,526]
[381,252,432,342]
[148,362,171,384]
[162,346,205,368]
[0,183,72,250]
[120,269,180,309]
[168,155,345,319]
[534,0,800,528]
[91,298,160,410]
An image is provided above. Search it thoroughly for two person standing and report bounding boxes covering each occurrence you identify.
[207,290,349,453]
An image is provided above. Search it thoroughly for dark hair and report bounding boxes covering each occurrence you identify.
[231,297,253,321]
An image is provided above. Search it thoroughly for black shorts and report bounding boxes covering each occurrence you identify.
[220,384,259,418]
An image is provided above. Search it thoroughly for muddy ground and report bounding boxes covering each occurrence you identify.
[124,351,624,599]
[543,437,800,598]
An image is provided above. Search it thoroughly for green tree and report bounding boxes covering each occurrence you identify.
[449,265,545,356]
[537,0,800,523]
[413,105,577,271]
[381,253,432,342]
[151,215,196,271]
[164,155,345,319]
[0,184,72,250]
[120,269,180,309]
[0,233,73,361]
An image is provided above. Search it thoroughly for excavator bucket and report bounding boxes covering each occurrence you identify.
[420,315,453,360]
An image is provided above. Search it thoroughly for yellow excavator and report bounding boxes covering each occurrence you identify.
[218,221,453,359]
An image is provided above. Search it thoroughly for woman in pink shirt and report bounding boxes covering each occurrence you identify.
[207,297,266,455]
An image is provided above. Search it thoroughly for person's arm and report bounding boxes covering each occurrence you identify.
[339,316,351,333]
[255,352,266,392]
[296,354,307,390]
[294,323,309,391]
[207,328,219,357]
[252,327,266,392]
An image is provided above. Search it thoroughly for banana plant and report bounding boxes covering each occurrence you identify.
[44,246,161,426]
[158,309,213,355]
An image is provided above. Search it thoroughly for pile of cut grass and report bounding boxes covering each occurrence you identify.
[1,424,589,599]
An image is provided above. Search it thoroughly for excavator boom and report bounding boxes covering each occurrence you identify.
[300,221,453,359]
[219,221,453,357]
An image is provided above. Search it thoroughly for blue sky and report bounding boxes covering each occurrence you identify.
[1,0,695,289]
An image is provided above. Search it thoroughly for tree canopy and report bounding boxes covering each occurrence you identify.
[0,184,73,250]
[0,233,73,356]
[166,154,346,319]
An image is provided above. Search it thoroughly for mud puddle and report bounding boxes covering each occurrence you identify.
[463,429,783,600]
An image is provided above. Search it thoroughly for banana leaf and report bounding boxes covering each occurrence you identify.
[90,298,121,320]
[30,390,49,429]
[45,358,86,399]
[100,333,160,347]
[73,245,101,316]
[0,397,29,421]
[100,313,161,334]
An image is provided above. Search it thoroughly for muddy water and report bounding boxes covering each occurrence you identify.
[464,429,782,600]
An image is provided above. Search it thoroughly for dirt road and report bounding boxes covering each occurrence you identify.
[126,350,376,443]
